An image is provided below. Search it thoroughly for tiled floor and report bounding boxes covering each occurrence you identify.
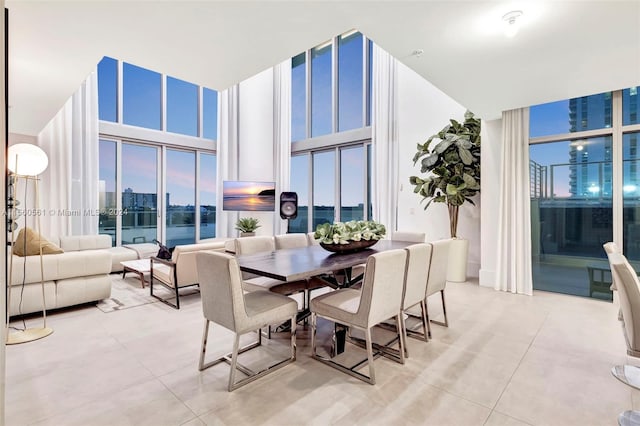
[4,276,636,426]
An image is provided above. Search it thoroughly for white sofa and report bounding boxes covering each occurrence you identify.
[8,234,116,316]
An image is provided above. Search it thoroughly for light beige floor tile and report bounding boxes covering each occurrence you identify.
[495,345,630,426]
[484,411,533,426]
[181,418,207,426]
[5,275,634,426]
[31,378,196,426]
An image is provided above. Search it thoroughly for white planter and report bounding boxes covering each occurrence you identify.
[447,238,469,282]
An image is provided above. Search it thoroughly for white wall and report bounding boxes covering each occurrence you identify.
[479,118,503,287]
[8,132,36,145]
[396,62,481,277]
[237,67,276,236]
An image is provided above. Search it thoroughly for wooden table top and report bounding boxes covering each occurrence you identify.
[235,239,413,282]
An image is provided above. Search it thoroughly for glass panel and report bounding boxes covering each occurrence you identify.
[166,150,195,246]
[340,146,364,221]
[530,136,613,300]
[200,153,217,239]
[623,132,640,264]
[97,57,117,123]
[367,39,372,127]
[203,88,218,140]
[123,63,161,130]
[98,140,117,245]
[338,31,363,132]
[623,87,639,126]
[289,154,309,233]
[311,42,332,137]
[291,52,306,142]
[121,144,158,244]
[166,76,198,137]
[530,92,613,138]
[313,150,335,229]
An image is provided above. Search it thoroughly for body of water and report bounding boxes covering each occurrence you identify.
[223,195,275,211]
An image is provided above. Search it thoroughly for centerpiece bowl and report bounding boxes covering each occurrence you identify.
[319,239,378,254]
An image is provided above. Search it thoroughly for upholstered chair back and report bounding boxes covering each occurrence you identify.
[170,242,227,286]
[234,236,275,255]
[604,242,621,292]
[392,231,426,243]
[426,239,451,297]
[197,251,246,333]
[274,233,309,250]
[607,252,640,357]
[356,249,407,328]
[403,243,433,309]
[307,232,320,246]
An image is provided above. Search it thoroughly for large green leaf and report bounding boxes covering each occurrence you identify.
[458,147,473,165]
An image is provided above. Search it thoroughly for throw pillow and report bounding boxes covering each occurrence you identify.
[13,227,64,256]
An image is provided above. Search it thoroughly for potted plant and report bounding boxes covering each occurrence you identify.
[409,110,481,238]
[409,111,480,282]
[314,220,386,252]
[235,217,260,237]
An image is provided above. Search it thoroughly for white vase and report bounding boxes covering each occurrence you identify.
[447,238,469,282]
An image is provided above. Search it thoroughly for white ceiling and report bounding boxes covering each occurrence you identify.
[7,0,640,136]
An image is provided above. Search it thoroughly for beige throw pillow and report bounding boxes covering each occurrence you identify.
[13,227,63,256]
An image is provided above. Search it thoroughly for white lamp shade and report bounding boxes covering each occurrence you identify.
[8,143,49,176]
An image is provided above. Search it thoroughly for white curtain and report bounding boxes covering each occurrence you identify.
[37,70,99,240]
[371,44,399,232]
[495,108,533,295]
[273,59,292,235]
[216,85,240,238]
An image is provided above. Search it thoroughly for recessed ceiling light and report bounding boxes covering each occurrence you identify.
[502,10,523,38]
[412,49,424,58]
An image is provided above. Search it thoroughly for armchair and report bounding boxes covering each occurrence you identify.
[150,241,226,309]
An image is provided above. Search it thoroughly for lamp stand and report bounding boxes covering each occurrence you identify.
[6,174,53,345]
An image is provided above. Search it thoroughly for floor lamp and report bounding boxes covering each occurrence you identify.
[5,143,51,345]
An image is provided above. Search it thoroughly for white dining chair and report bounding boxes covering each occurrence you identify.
[310,249,407,384]
[196,251,297,391]
[424,239,452,337]
[392,231,426,243]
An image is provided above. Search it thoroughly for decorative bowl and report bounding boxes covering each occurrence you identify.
[319,239,378,254]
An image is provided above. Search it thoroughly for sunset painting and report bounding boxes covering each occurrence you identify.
[223,181,275,211]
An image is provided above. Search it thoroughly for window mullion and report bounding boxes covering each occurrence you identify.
[613,90,624,251]
[332,37,338,134]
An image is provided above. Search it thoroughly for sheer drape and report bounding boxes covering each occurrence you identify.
[37,70,99,239]
[495,108,533,295]
[371,44,399,232]
[216,85,240,238]
[273,59,291,235]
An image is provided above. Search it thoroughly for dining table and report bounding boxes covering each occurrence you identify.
[235,239,414,353]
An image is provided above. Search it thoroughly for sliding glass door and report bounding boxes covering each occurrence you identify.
[166,149,195,246]
[530,137,613,299]
[121,143,159,244]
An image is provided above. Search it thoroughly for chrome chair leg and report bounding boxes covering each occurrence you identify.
[364,328,376,385]
[396,314,406,364]
[228,334,241,391]
[419,299,429,342]
[198,319,210,371]
[425,299,433,339]
[430,290,449,327]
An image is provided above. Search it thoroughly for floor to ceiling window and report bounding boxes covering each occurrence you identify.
[166,149,195,246]
[530,88,640,301]
[97,56,217,246]
[290,30,372,233]
[121,143,159,245]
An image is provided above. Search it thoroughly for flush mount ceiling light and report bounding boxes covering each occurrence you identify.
[502,10,523,38]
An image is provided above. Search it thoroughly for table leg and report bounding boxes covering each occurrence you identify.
[333,324,347,356]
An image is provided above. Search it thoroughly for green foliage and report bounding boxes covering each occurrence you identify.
[235,217,261,233]
[314,220,386,245]
[409,111,481,209]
